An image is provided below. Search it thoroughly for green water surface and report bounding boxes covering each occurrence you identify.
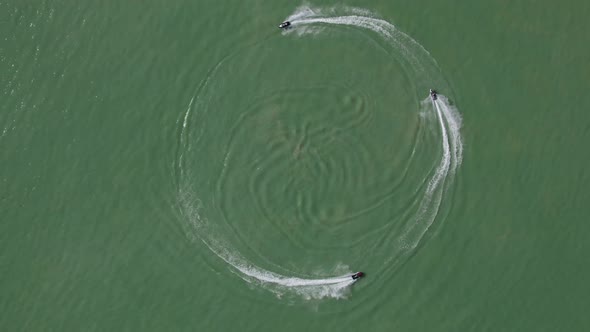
[2,1,590,331]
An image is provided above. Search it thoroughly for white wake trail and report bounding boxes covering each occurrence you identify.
[179,5,463,300]
[178,189,357,299]
[288,5,463,255]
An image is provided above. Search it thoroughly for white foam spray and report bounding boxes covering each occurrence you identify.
[178,5,463,299]
[178,189,357,299]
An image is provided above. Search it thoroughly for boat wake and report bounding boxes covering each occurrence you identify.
[178,188,358,299]
[177,5,463,300]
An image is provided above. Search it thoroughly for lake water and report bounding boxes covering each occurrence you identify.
[2,1,590,331]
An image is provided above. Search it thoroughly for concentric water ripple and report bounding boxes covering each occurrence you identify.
[176,6,462,300]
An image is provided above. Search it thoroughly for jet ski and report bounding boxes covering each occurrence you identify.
[430,89,437,100]
[351,272,365,280]
[278,21,291,29]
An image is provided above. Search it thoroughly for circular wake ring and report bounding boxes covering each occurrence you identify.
[176,6,463,300]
